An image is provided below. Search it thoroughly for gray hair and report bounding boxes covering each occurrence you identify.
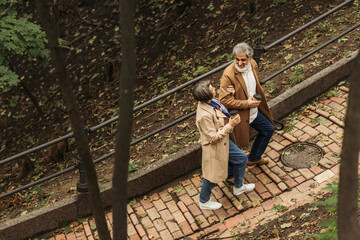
[193,80,213,102]
[233,42,253,57]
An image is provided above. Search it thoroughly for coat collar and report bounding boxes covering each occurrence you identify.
[232,60,260,98]
[198,101,228,118]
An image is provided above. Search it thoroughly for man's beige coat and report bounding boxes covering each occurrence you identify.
[196,101,233,183]
[219,59,273,147]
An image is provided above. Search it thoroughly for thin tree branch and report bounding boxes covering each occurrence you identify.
[5,57,43,115]
[0,2,13,19]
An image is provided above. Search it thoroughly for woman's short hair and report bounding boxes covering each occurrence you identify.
[233,42,253,57]
[193,80,213,102]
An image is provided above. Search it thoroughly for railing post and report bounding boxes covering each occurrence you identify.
[77,118,89,193]
[253,36,265,66]
[76,160,88,192]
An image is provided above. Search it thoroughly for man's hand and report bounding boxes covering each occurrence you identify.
[247,97,261,108]
[229,114,241,127]
[226,85,235,96]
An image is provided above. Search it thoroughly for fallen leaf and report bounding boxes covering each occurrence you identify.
[251,200,260,207]
[302,110,310,116]
[280,222,292,229]
[336,133,343,139]
[211,46,219,53]
[289,230,302,237]
[284,53,293,60]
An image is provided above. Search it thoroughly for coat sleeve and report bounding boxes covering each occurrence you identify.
[198,113,233,145]
[219,74,249,110]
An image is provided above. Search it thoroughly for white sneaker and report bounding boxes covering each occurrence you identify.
[233,183,255,196]
[199,200,222,210]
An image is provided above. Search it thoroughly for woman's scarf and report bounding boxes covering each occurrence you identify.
[206,98,230,118]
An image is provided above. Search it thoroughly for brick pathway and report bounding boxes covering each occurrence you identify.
[35,85,358,240]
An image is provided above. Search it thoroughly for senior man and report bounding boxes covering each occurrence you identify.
[219,42,274,166]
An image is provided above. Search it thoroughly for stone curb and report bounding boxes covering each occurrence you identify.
[269,50,358,120]
[0,51,358,240]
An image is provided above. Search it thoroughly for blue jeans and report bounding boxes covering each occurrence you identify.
[199,179,216,203]
[248,111,275,162]
[199,140,247,203]
[226,140,247,188]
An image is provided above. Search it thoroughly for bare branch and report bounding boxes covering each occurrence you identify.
[0,2,14,19]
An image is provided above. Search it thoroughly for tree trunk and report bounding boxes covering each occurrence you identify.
[17,157,34,179]
[338,52,360,239]
[248,0,257,15]
[112,0,136,239]
[35,1,111,240]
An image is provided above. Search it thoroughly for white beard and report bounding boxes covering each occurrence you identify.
[235,62,250,73]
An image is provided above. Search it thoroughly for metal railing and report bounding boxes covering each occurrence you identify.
[262,22,360,84]
[0,0,357,200]
[263,0,355,52]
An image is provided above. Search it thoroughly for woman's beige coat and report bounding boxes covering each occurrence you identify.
[196,101,233,183]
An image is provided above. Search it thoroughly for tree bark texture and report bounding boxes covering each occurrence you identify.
[112,0,136,239]
[35,1,111,240]
[338,52,360,240]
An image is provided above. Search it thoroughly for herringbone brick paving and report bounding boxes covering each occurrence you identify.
[35,84,359,240]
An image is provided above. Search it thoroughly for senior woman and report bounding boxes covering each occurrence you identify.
[193,80,255,210]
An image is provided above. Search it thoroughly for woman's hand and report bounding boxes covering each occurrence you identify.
[226,85,235,96]
[229,114,241,127]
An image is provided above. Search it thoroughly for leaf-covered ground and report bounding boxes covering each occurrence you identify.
[226,195,338,240]
[1,0,359,225]
[224,180,359,240]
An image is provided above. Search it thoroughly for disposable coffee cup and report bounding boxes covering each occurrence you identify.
[230,110,239,119]
[252,93,262,101]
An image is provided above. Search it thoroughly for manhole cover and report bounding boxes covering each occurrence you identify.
[280,142,324,169]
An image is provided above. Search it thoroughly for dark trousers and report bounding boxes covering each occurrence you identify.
[248,111,275,162]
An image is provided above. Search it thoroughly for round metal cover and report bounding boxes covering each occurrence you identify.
[280,142,324,169]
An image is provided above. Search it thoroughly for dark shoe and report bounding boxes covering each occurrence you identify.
[225,178,234,184]
[247,158,269,166]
